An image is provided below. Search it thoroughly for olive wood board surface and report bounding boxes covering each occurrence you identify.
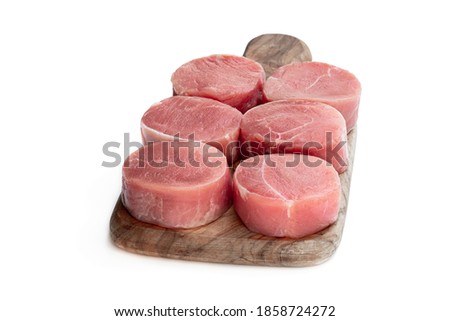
[110,34,357,267]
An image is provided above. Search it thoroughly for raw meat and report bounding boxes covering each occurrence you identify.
[263,62,361,132]
[171,54,265,113]
[141,96,242,164]
[240,100,348,173]
[122,141,232,228]
[233,154,340,238]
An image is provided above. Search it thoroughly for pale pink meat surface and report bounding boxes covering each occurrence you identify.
[233,154,340,238]
[263,62,361,131]
[122,141,232,228]
[171,54,265,113]
[141,96,242,163]
[240,100,348,173]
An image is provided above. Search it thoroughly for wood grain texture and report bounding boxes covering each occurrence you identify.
[244,34,312,77]
[110,34,357,267]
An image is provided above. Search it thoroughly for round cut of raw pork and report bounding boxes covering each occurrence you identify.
[122,141,232,229]
[240,100,348,173]
[233,154,340,238]
[263,61,361,132]
[141,96,242,164]
[171,54,265,113]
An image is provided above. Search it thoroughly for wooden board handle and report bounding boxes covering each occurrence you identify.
[243,34,312,77]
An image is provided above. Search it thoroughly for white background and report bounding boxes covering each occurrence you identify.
[1,1,449,320]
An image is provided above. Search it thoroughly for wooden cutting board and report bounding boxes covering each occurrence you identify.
[110,34,357,267]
